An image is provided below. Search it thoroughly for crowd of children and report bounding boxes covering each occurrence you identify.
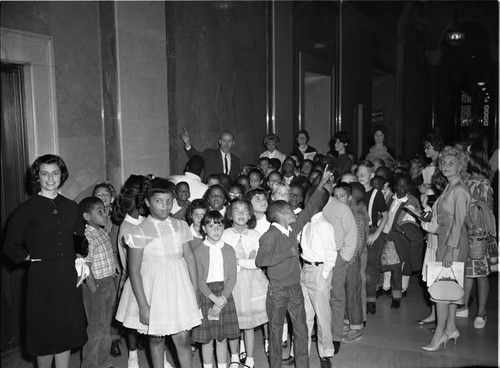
[7,128,496,368]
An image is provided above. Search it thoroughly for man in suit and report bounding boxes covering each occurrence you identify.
[181,128,241,181]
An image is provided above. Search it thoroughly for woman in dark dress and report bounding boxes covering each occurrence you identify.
[291,129,318,164]
[4,154,87,368]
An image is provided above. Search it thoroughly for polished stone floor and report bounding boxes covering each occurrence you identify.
[2,274,498,368]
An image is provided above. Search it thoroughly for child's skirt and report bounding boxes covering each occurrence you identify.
[191,282,239,343]
[233,269,268,329]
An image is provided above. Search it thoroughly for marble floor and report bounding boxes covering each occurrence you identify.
[2,274,498,368]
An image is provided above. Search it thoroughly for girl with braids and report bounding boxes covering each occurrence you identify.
[112,175,147,368]
[116,177,201,368]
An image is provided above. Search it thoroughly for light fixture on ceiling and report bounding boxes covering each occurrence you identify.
[445,9,465,47]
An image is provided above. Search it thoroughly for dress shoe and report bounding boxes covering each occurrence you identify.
[320,356,332,368]
[447,329,460,344]
[402,290,408,297]
[282,356,294,365]
[311,333,317,342]
[367,302,376,314]
[391,299,401,309]
[422,333,448,352]
[110,339,121,357]
[376,287,390,298]
[474,315,487,329]
[416,318,435,326]
[333,340,341,355]
[456,308,469,318]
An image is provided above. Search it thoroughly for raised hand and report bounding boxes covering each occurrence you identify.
[180,128,191,147]
[319,164,334,193]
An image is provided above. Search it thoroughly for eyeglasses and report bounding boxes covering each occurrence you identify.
[229,192,242,198]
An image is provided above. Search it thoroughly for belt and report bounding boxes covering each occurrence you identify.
[302,259,324,266]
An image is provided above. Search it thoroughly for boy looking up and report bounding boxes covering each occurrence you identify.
[79,196,119,368]
[256,168,333,368]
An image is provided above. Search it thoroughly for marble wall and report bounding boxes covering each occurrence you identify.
[2,2,105,199]
[167,1,268,174]
[115,1,169,181]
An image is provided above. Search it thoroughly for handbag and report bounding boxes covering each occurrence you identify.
[428,267,464,302]
[381,240,400,267]
[468,235,488,260]
[466,199,496,260]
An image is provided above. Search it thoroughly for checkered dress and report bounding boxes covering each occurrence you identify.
[191,282,240,343]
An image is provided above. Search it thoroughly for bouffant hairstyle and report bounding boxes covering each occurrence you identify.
[423,133,445,153]
[333,131,350,146]
[373,124,388,136]
[30,154,69,188]
[439,146,468,173]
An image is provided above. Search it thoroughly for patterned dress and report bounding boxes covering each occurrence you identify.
[465,176,496,277]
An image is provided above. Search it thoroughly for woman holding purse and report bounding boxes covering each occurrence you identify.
[422,146,471,351]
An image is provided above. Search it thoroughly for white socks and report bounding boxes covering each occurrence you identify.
[245,357,255,368]
[127,350,139,368]
[203,364,213,368]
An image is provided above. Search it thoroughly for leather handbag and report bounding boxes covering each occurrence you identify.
[428,267,464,302]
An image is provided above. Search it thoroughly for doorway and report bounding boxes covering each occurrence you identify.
[299,52,335,155]
[1,62,30,353]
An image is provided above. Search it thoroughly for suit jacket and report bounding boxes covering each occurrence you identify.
[186,146,240,181]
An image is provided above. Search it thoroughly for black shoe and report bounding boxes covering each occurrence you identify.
[311,333,317,342]
[320,357,332,368]
[282,356,295,365]
[110,339,121,357]
[391,299,401,309]
[402,290,408,297]
[367,302,376,314]
[376,288,391,298]
[333,340,341,355]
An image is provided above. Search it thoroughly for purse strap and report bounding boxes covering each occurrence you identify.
[434,266,458,283]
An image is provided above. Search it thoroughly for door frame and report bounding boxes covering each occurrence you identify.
[1,28,58,162]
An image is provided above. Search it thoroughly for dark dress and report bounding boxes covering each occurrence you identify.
[3,194,87,355]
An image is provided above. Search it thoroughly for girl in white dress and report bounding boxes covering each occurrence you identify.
[116,177,201,368]
[222,199,269,368]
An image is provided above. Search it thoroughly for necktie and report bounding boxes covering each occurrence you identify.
[224,154,229,174]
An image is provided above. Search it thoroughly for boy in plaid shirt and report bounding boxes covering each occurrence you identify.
[79,197,119,368]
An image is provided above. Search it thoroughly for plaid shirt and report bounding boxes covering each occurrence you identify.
[84,224,117,279]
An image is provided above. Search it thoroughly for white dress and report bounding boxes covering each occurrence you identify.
[221,227,268,329]
[116,216,201,335]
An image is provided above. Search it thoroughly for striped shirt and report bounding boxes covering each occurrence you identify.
[84,224,117,279]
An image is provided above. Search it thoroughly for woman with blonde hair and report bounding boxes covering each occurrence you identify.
[422,146,471,351]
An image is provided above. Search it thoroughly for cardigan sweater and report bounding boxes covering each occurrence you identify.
[194,241,237,299]
[256,186,325,286]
